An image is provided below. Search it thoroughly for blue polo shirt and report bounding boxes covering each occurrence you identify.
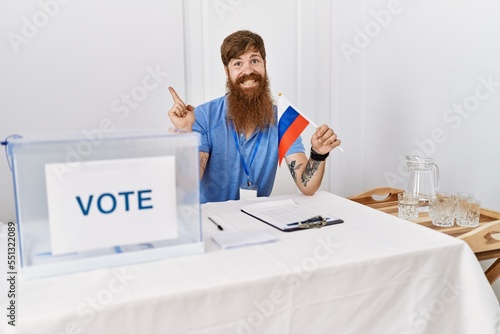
[193,95,305,203]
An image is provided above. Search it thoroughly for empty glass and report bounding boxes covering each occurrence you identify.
[452,192,474,219]
[429,193,454,227]
[456,198,481,228]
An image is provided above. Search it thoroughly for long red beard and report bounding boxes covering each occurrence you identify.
[226,72,274,134]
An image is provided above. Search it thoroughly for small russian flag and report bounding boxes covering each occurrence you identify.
[277,94,316,166]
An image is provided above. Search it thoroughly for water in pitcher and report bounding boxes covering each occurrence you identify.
[405,155,439,212]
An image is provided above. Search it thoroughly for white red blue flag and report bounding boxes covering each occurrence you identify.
[277,94,316,166]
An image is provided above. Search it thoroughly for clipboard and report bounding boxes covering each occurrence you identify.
[241,199,344,232]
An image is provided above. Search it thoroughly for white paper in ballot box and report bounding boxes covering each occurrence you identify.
[45,156,178,255]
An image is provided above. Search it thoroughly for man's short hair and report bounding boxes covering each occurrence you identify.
[220,30,266,66]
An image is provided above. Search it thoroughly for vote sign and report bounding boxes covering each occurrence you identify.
[45,156,178,255]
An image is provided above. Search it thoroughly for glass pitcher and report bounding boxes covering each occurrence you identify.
[405,155,439,211]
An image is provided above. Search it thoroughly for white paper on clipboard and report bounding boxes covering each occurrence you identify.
[241,199,343,232]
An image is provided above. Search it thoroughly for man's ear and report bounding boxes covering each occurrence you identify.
[224,66,229,76]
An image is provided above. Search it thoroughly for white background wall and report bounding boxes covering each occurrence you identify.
[0,0,185,221]
[1,0,499,233]
[332,0,500,212]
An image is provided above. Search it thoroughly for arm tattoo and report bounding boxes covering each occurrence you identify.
[199,153,209,175]
[301,160,321,186]
[288,160,303,183]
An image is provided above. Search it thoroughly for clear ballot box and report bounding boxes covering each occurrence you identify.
[7,129,203,278]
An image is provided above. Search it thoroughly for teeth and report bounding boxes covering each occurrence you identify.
[242,80,255,85]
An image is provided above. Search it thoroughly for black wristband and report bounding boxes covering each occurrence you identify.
[310,148,329,161]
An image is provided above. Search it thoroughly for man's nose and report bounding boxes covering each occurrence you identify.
[241,62,254,74]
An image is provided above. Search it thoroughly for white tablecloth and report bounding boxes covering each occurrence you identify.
[5,191,500,333]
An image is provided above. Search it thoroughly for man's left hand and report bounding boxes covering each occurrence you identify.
[311,124,341,155]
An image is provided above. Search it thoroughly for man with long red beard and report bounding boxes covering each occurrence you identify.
[168,30,341,203]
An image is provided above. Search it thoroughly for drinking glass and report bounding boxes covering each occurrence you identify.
[456,198,481,228]
[429,194,455,227]
[398,192,419,220]
[452,192,474,220]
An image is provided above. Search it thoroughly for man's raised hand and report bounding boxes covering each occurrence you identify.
[167,86,195,131]
[311,124,341,155]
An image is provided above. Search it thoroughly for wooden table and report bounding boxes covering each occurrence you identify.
[349,187,500,284]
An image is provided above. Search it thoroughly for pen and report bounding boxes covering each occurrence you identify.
[287,215,324,226]
[208,216,224,231]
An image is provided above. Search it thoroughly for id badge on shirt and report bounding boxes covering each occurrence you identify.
[240,184,258,199]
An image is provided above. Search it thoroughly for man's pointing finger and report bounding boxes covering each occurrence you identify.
[168,86,183,103]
